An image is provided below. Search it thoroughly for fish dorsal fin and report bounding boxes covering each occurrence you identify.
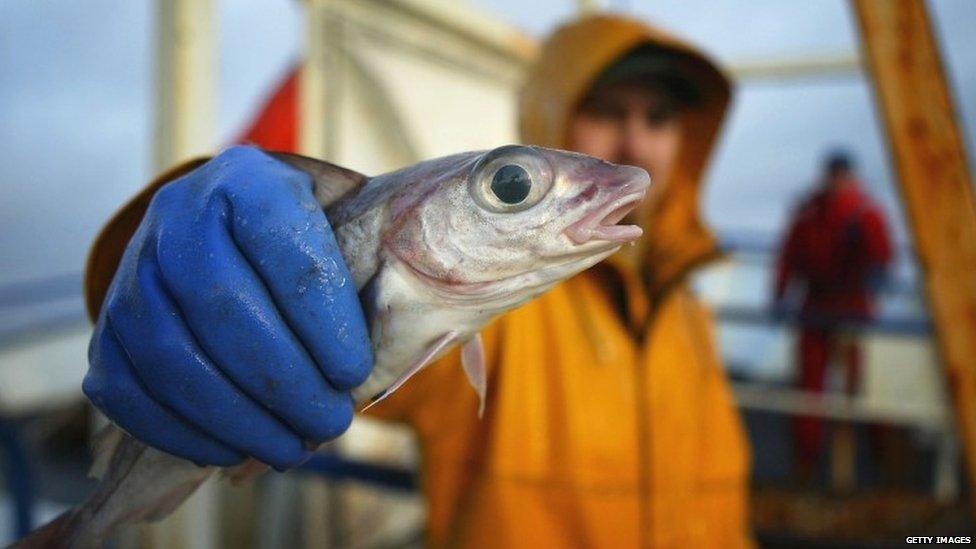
[461,333,487,418]
[269,151,368,207]
[361,331,458,412]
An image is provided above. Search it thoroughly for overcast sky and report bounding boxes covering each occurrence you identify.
[1,0,974,289]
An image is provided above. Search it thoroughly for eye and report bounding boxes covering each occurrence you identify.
[491,165,532,204]
[469,145,553,213]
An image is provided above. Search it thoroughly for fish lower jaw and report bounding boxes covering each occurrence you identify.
[564,191,645,245]
[581,224,643,242]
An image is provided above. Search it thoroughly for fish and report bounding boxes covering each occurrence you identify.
[14,144,650,548]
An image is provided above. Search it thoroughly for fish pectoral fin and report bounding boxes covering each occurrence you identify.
[462,333,487,419]
[360,331,458,412]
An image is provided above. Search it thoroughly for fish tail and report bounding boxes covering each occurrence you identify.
[13,427,214,548]
[8,510,77,548]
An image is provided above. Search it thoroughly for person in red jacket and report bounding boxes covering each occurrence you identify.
[774,150,893,473]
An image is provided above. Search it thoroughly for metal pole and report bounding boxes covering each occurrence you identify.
[153,0,216,169]
[301,0,326,158]
[145,1,218,547]
[576,0,605,14]
[0,417,33,541]
[301,3,346,546]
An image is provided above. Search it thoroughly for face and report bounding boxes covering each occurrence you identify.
[568,81,684,183]
[826,167,854,186]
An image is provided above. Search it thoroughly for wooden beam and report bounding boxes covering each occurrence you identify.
[852,0,976,509]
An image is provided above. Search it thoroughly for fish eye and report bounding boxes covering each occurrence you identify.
[469,146,553,214]
[491,165,532,204]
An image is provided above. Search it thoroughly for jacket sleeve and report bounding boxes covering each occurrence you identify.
[773,212,803,302]
[862,205,893,269]
[85,159,210,321]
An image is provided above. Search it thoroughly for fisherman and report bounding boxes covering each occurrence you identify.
[84,14,752,547]
[774,150,893,476]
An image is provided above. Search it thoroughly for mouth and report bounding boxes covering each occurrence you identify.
[564,190,647,245]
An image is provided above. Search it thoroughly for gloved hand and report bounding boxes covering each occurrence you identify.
[83,146,373,469]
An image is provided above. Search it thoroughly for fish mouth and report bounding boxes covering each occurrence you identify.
[564,190,647,245]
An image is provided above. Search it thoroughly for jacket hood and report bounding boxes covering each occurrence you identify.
[518,14,733,296]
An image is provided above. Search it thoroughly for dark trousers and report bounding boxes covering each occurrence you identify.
[794,328,862,465]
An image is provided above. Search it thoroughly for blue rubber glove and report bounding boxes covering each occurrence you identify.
[83,146,373,469]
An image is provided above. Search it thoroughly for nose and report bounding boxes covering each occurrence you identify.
[620,113,651,164]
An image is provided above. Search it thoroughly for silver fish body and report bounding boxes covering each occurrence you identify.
[14,145,649,548]
[330,145,649,403]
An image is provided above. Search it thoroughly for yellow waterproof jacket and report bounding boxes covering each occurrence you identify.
[367,16,753,547]
[85,15,751,548]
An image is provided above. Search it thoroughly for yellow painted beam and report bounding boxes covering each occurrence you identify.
[852,0,976,509]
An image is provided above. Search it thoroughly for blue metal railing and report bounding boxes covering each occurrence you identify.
[296,452,416,491]
[715,304,932,336]
[0,273,82,310]
[0,418,34,540]
[0,235,937,541]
